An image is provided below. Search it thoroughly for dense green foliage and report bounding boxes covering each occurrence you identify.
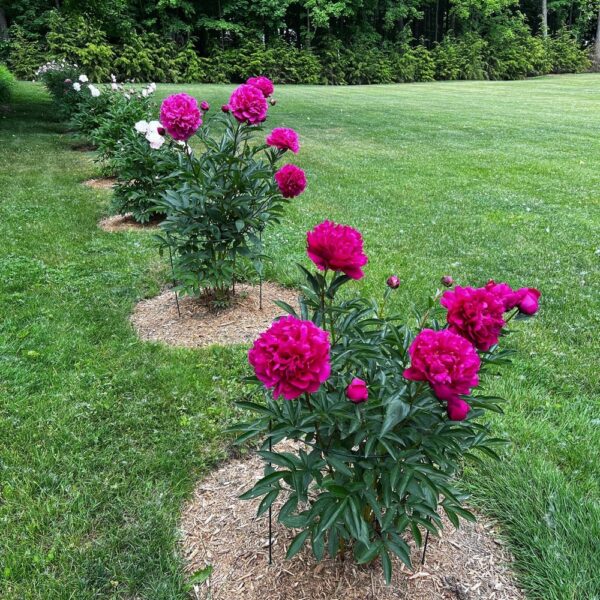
[0,63,15,103]
[0,1,595,82]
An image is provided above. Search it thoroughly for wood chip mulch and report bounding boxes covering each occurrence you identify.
[180,446,525,600]
[98,213,159,232]
[131,282,300,347]
[84,177,116,190]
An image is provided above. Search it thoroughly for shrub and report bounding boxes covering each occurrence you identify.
[7,26,45,79]
[154,80,305,306]
[111,125,179,223]
[46,12,114,81]
[433,34,488,80]
[114,33,180,83]
[92,83,156,167]
[0,64,15,104]
[35,59,81,118]
[547,30,591,73]
[233,236,541,582]
[69,82,113,137]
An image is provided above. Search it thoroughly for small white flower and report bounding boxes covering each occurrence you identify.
[124,93,131,100]
[111,83,119,91]
[73,82,81,92]
[141,88,148,98]
[89,85,101,97]
[110,73,117,83]
[134,120,149,134]
[79,74,88,83]
[148,83,157,93]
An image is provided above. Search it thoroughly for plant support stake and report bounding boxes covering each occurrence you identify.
[168,246,181,318]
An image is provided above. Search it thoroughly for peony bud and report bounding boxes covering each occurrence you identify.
[447,398,470,421]
[157,126,166,136]
[346,377,368,403]
[386,275,400,289]
[269,98,277,106]
[441,275,454,287]
[515,287,541,315]
[221,104,230,113]
[201,100,210,111]
[64,78,72,85]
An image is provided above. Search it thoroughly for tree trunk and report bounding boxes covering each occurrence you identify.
[541,0,548,37]
[0,8,8,41]
[595,6,600,68]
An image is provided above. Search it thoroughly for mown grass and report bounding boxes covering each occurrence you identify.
[1,76,599,599]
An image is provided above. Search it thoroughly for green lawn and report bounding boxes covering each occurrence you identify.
[1,75,599,599]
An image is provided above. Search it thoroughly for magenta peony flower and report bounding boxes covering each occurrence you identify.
[160,93,202,141]
[485,280,520,311]
[441,275,454,288]
[403,329,480,421]
[387,275,401,289]
[306,221,368,280]
[248,316,331,400]
[266,128,300,153]
[247,76,274,98]
[441,286,507,351]
[200,100,210,111]
[229,84,268,124]
[275,164,306,198]
[514,287,541,315]
[346,378,368,403]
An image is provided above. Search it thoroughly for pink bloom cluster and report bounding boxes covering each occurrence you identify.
[160,93,202,141]
[248,316,331,400]
[267,128,300,153]
[229,84,268,125]
[307,221,368,280]
[441,285,507,351]
[404,329,481,420]
[247,76,274,98]
[275,164,306,198]
[442,281,541,351]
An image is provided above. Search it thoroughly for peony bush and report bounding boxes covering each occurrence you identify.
[233,222,540,582]
[153,78,307,305]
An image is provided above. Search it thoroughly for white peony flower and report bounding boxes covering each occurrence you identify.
[89,85,101,97]
[111,83,119,91]
[141,88,148,98]
[145,121,165,149]
[73,82,81,92]
[110,73,117,83]
[79,74,88,83]
[134,120,149,134]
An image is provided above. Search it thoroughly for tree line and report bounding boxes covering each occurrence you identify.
[0,0,598,82]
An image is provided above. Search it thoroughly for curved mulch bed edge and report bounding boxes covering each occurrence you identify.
[84,177,116,190]
[180,447,525,600]
[98,214,159,232]
[131,282,300,348]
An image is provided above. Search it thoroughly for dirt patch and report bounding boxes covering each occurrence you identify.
[70,141,97,152]
[180,446,524,600]
[99,213,160,232]
[84,177,116,190]
[131,282,300,348]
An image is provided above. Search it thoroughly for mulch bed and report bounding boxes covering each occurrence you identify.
[98,213,160,232]
[131,282,300,347]
[180,445,525,600]
[84,177,116,190]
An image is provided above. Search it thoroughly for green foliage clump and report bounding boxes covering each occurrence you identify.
[92,86,155,167]
[547,30,591,73]
[111,129,178,223]
[433,34,488,81]
[35,59,80,118]
[0,64,16,104]
[46,12,114,81]
[114,33,180,83]
[6,25,45,79]
[156,109,298,305]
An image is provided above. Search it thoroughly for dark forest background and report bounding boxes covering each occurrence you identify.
[1,0,598,83]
